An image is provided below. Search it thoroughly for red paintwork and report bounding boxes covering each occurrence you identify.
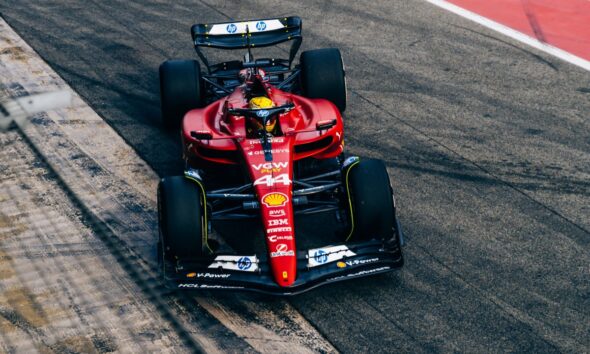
[180,74,344,287]
[447,0,590,61]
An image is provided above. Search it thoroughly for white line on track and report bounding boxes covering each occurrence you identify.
[425,0,590,72]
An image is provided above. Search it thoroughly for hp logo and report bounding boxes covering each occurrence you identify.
[256,21,267,31]
[237,257,252,270]
[314,250,328,264]
[226,23,237,33]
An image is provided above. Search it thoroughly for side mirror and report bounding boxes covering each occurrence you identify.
[316,119,337,131]
[190,130,213,140]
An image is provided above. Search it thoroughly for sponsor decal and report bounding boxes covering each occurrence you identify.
[196,273,231,279]
[184,168,202,181]
[208,255,258,272]
[252,162,288,173]
[254,174,291,187]
[348,266,390,277]
[314,250,328,264]
[226,23,237,33]
[256,21,267,31]
[276,244,288,252]
[237,256,252,270]
[208,20,283,35]
[256,109,269,118]
[271,250,294,258]
[343,156,360,168]
[268,235,293,242]
[326,266,391,282]
[270,243,294,258]
[307,245,357,268]
[199,285,243,289]
[269,209,286,217]
[261,193,288,207]
[335,258,379,268]
[268,218,288,227]
[253,148,289,155]
[348,258,378,267]
[249,137,284,144]
[178,284,244,289]
[266,226,292,233]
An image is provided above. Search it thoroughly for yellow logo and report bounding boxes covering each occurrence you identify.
[336,262,346,268]
[262,193,288,207]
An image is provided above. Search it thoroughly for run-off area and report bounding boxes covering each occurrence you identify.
[0,131,185,353]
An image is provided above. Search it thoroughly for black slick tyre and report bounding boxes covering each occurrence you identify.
[158,176,210,260]
[344,159,397,242]
[300,48,347,113]
[159,60,204,130]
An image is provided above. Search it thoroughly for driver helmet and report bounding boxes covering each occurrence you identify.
[249,96,277,133]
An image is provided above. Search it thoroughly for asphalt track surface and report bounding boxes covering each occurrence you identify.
[1,0,589,352]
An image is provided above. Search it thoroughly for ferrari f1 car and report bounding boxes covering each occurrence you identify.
[157,17,404,295]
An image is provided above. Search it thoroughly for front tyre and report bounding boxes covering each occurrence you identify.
[158,176,211,260]
[344,159,400,245]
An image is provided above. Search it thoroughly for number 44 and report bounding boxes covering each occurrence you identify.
[253,173,291,187]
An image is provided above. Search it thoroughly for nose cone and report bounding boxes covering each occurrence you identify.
[240,136,298,288]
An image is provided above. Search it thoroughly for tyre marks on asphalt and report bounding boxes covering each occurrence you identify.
[0,17,231,354]
[343,94,590,351]
[0,132,173,353]
[2,0,589,352]
[0,15,337,354]
[192,1,589,350]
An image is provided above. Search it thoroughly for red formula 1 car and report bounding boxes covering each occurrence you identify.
[157,17,404,294]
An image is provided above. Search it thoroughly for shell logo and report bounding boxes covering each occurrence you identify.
[262,192,288,207]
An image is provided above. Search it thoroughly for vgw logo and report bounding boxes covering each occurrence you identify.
[252,162,288,173]
[252,162,288,170]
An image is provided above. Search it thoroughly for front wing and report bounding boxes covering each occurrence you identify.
[163,240,403,295]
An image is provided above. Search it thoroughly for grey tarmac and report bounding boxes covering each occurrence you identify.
[0,0,589,353]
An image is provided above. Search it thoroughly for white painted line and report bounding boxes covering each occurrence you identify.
[425,0,590,72]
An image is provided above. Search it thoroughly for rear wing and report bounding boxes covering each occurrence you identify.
[191,17,302,70]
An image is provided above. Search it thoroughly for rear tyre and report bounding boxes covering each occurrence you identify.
[344,159,398,243]
[159,60,204,130]
[158,176,210,260]
[300,48,347,113]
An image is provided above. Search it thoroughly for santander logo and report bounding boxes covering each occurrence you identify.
[276,243,288,252]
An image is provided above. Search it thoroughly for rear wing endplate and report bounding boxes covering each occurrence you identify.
[191,17,302,70]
